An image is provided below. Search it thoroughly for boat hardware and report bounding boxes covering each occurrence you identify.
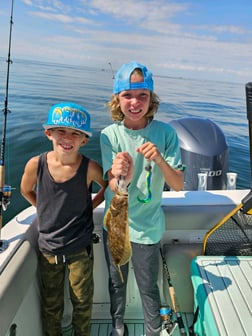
[9,323,17,336]
[91,232,101,244]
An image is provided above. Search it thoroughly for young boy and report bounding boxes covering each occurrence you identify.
[21,102,107,336]
[100,62,184,336]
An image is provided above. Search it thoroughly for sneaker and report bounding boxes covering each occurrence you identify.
[110,324,128,336]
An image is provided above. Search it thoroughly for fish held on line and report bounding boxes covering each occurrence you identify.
[104,181,132,283]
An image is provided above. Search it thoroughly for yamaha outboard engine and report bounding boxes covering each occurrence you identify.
[170,117,229,190]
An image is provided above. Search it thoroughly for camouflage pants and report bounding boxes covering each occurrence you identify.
[39,246,94,336]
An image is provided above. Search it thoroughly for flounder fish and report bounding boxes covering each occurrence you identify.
[104,179,132,282]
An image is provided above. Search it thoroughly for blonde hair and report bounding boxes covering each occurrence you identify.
[107,68,160,122]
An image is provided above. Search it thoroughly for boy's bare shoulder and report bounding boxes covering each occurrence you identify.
[88,158,102,170]
[25,155,40,170]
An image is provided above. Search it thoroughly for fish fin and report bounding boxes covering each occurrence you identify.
[115,263,124,283]
[104,208,111,229]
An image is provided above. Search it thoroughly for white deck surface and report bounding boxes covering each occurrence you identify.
[191,256,252,336]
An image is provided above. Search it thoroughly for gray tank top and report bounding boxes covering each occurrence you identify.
[37,153,93,255]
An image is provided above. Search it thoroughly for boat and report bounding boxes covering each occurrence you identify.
[1,107,252,336]
[1,181,251,336]
[0,2,251,336]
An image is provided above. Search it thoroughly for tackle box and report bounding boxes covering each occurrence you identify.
[191,256,252,336]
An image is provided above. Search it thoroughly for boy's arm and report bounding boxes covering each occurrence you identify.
[87,160,108,209]
[137,142,184,191]
[155,157,184,191]
[20,156,39,207]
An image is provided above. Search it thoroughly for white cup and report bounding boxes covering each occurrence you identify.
[226,172,237,190]
[197,172,208,191]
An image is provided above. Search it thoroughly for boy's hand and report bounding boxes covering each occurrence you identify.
[111,152,134,184]
[137,141,163,164]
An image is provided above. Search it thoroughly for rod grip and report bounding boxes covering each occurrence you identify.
[0,166,5,189]
[168,286,177,312]
[246,82,252,121]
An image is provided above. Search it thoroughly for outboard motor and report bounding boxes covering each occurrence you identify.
[170,117,229,190]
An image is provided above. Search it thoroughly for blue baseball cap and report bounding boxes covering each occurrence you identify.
[113,61,154,94]
[43,102,92,137]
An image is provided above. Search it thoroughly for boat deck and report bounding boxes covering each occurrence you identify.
[62,314,194,336]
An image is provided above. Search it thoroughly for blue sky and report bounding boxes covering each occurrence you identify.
[0,0,252,83]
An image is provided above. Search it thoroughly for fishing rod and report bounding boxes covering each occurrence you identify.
[160,247,187,336]
[108,62,115,79]
[0,0,14,250]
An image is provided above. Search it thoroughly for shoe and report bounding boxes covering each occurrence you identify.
[110,324,128,336]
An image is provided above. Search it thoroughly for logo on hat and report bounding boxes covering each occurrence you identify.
[43,102,92,137]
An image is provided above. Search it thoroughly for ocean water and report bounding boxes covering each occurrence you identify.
[0,58,250,224]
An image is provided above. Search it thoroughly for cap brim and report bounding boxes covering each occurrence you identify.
[43,124,92,137]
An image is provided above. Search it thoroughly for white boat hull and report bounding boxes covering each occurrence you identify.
[0,190,250,335]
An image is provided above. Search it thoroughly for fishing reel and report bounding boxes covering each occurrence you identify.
[0,185,11,253]
[1,185,12,211]
[160,306,177,335]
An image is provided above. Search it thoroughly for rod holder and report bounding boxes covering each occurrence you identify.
[246,82,252,187]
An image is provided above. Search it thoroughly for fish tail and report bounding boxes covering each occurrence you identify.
[115,264,124,283]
